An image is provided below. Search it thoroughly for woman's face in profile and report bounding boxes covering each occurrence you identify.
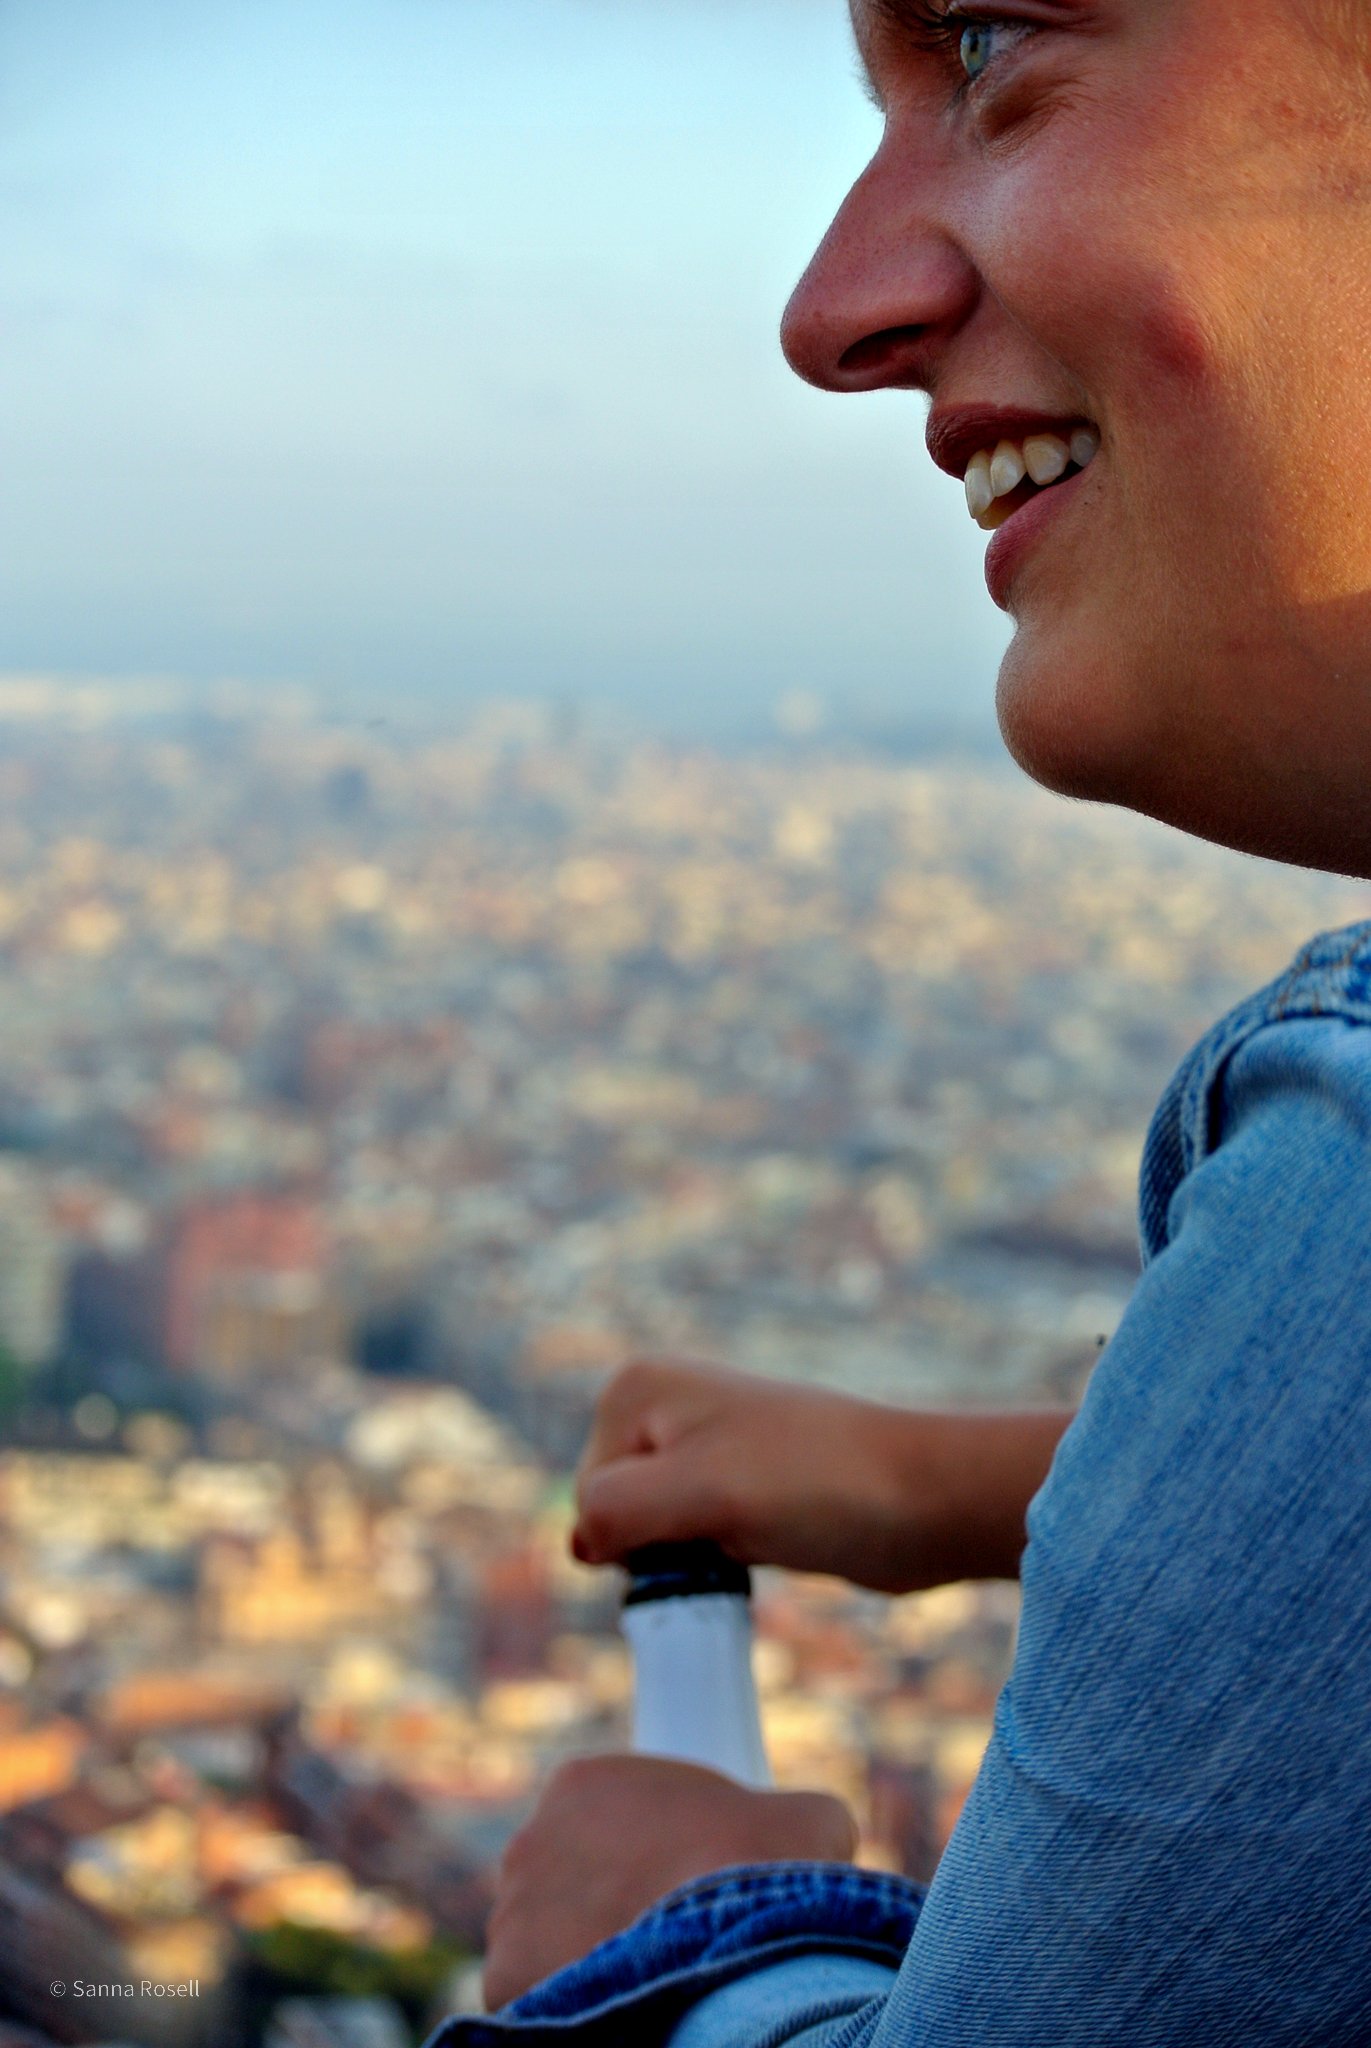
[783,0,1371,877]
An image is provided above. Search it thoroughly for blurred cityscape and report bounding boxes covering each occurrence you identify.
[0,682,1366,2048]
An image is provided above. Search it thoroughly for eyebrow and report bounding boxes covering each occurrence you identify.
[851,0,946,108]
[848,0,888,110]
[863,0,946,37]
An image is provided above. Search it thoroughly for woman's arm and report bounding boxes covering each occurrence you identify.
[884,1404,1078,1587]
[574,1361,1075,1596]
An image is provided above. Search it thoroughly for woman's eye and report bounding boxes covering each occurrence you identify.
[952,18,1031,88]
[959,25,998,82]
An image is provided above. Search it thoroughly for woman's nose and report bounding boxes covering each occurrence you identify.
[780,150,978,395]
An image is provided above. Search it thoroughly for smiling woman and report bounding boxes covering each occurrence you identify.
[425,3,1371,2044]
[785,0,1371,877]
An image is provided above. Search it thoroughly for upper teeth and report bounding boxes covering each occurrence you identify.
[964,428,1100,529]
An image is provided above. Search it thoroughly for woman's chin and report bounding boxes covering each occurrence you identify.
[993,620,1153,808]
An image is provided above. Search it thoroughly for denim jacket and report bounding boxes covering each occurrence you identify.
[425,917,1371,2048]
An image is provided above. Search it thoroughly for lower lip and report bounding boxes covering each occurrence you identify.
[982,465,1090,610]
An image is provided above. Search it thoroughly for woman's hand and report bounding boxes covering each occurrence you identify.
[573,1357,1076,1594]
[573,1357,926,1593]
[481,1754,856,2011]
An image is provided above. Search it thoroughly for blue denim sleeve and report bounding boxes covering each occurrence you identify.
[807,1013,1371,2046]
[665,1956,898,2048]
[422,1864,922,2047]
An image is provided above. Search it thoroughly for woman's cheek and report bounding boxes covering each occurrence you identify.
[976,99,1226,404]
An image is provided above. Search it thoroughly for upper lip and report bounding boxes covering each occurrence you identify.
[925,405,1095,483]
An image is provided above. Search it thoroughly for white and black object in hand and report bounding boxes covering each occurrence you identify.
[620,1541,772,1789]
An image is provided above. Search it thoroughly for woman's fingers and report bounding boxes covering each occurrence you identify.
[575,1357,718,1487]
[573,1444,740,1565]
[574,1360,668,1481]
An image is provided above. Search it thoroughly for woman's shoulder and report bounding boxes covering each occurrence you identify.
[1140,915,1371,1264]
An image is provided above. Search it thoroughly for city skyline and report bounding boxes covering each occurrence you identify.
[0,702,1367,2044]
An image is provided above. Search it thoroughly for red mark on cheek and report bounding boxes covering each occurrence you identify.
[1134,276,1216,392]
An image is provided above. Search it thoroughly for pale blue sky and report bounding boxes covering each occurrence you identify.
[0,0,1009,738]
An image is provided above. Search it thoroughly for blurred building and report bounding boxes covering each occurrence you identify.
[0,1710,87,1814]
[473,1545,554,1684]
[66,1192,341,1385]
[0,1158,65,1373]
[162,1196,340,1381]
